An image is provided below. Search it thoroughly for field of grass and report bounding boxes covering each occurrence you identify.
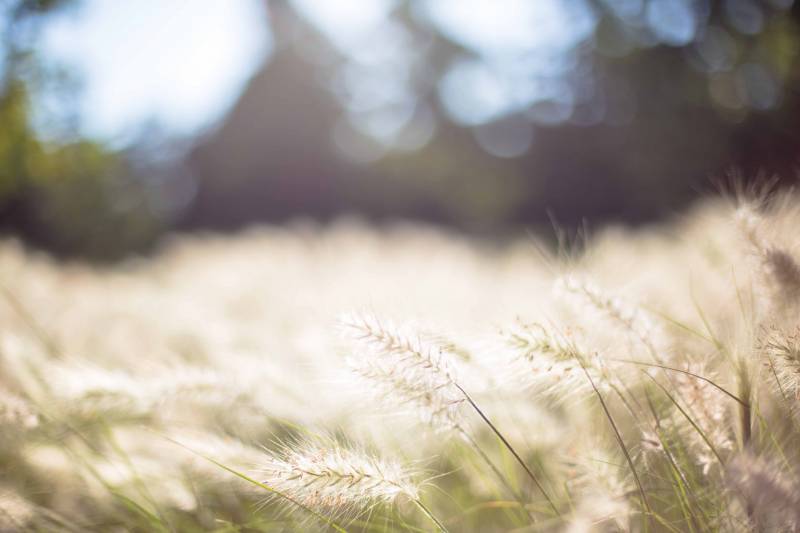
[2,192,800,532]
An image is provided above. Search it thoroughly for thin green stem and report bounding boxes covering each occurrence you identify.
[614,359,749,408]
[158,434,348,533]
[451,383,560,517]
[645,373,724,466]
[457,427,536,524]
[578,359,651,518]
[413,499,449,533]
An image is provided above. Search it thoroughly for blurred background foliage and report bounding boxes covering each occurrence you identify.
[1,0,799,260]
[1,0,161,259]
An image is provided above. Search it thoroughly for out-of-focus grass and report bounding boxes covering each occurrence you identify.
[2,193,800,531]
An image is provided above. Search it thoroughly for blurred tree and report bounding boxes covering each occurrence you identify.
[0,0,161,260]
[185,0,800,234]
[3,0,800,258]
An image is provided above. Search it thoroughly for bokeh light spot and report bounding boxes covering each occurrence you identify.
[646,0,698,46]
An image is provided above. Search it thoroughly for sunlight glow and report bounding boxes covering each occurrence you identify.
[39,0,270,143]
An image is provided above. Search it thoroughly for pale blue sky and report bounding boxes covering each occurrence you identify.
[39,0,271,144]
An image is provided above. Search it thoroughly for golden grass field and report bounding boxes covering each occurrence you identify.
[2,191,800,532]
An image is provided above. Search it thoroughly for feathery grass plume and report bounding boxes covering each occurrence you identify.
[502,319,610,399]
[343,313,561,518]
[341,313,465,430]
[555,275,660,357]
[564,454,633,533]
[419,329,473,362]
[93,429,271,511]
[48,363,233,425]
[760,326,800,402]
[727,453,800,529]
[255,436,419,522]
[669,364,734,474]
[736,202,800,313]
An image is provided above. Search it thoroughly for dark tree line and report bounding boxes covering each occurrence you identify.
[2,0,799,259]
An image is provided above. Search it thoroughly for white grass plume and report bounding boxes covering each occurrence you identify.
[502,320,610,399]
[341,313,465,430]
[564,454,633,533]
[47,363,234,424]
[736,202,800,313]
[343,313,562,518]
[255,436,419,521]
[670,364,735,474]
[760,326,800,402]
[556,275,660,357]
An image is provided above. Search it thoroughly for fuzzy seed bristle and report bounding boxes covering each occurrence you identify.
[342,313,465,429]
[256,438,419,520]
